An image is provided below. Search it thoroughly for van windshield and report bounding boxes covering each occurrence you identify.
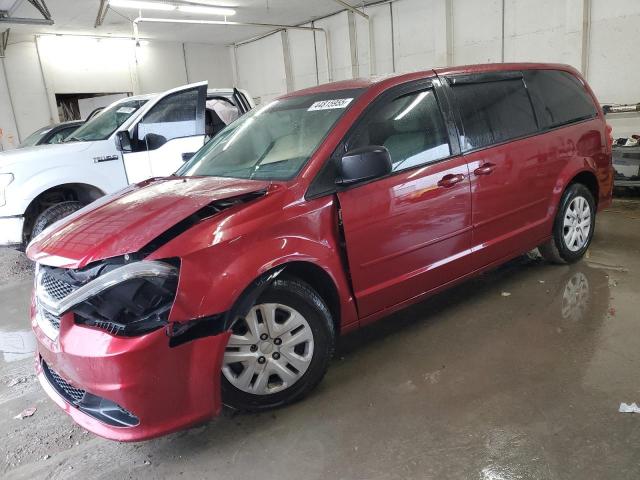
[66,99,147,142]
[177,89,363,181]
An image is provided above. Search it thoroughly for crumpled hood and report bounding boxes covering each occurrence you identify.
[0,142,92,170]
[26,176,270,269]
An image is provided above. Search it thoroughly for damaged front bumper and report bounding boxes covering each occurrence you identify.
[33,309,230,441]
[31,258,231,441]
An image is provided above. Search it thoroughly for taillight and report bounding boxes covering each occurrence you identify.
[606,123,614,145]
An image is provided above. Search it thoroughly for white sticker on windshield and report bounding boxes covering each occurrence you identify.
[116,107,136,114]
[308,98,353,111]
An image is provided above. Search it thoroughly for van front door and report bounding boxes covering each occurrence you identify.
[122,82,207,183]
[336,83,472,320]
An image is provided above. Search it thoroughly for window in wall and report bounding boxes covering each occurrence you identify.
[452,78,538,151]
[524,70,598,129]
[348,89,451,172]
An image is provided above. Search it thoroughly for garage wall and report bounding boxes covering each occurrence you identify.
[234,32,287,105]
[0,36,234,146]
[231,0,640,138]
[0,60,20,151]
[1,0,639,146]
[2,41,53,144]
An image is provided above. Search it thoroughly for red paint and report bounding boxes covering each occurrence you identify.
[27,63,612,441]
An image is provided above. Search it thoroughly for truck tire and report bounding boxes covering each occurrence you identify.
[31,201,84,240]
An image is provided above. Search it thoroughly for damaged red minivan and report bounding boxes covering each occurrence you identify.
[27,63,613,441]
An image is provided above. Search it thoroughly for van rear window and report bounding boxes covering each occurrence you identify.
[451,78,538,151]
[524,70,598,129]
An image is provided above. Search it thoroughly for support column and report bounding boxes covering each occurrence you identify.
[347,11,359,79]
[434,0,453,67]
[281,29,294,92]
[0,58,20,149]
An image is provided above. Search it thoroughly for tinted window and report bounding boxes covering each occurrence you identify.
[452,79,538,151]
[524,70,597,128]
[348,89,450,172]
[138,88,202,150]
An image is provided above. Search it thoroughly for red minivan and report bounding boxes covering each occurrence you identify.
[27,63,613,441]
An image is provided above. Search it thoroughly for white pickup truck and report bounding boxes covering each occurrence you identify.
[0,82,253,248]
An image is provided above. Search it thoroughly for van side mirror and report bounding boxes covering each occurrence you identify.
[336,146,392,186]
[115,131,132,153]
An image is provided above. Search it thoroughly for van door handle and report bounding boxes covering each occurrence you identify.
[474,162,496,176]
[437,173,465,188]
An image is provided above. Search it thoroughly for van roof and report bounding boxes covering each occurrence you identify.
[278,62,582,99]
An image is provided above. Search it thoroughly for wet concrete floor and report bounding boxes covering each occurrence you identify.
[1,199,639,479]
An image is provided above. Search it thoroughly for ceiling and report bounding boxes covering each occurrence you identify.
[1,0,371,44]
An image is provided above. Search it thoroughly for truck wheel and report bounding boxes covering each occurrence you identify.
[31,201,84,239]
[539,183,596,264]
[221,278,335,411]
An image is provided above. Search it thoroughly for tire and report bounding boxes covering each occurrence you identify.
[31,201,84,239]
[221,278,335,411]
[539,183,596,264]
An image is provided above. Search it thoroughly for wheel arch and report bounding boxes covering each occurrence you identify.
[227,261,343,336]
[568,170,599,207]
[23,183,105,242]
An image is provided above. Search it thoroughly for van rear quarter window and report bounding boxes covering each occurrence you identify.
[451,78,538,152]
[524,70,598,129]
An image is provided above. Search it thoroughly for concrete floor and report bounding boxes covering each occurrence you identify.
[1,199,639,479]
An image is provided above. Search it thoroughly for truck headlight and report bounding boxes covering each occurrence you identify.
[0,173,14,207]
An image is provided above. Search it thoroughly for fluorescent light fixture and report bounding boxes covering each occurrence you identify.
[178,5,236,15]
[109,0,176,11]
[394,91,429,120]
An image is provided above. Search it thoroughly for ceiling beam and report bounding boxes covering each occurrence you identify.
[26,0,51,20]
[0,0,53,25]
[0,28,9,57]
[0,16,52,25]
[94,0,109,28]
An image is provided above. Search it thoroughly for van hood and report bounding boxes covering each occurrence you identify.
[0,142,93,170]
[26,176,271,269]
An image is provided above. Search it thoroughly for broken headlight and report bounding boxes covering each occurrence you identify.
[69,260,179,337]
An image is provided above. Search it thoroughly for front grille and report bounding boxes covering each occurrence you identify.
[41,271,77,301]
[42,361,86,404]
[41,359,139,428]
[41,308,61,330]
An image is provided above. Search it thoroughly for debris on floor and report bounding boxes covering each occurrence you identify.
[7,375,34,387]
[501,292,511,297]
[14,406,37,419]
[619,403,640,413]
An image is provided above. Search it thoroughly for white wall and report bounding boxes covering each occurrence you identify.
[184,43,234,86]
[0,60,20,150]
[0,36,235,147]
[230,0,640,138]
[2,0,640,146]
[235,32,287,105]
[2,41,52,142]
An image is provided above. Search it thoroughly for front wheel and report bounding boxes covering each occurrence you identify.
[539,183,596,264]
[221,278,335,411]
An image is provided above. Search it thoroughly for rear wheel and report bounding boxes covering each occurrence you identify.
[539,184,595,264]
[31,201,83,240]
[221,278,335,411]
